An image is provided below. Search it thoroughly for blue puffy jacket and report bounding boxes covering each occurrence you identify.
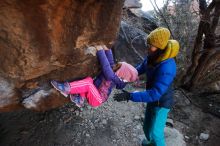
[131,58,176,109]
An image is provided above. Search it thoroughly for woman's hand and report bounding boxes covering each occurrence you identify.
[113,90,131,102]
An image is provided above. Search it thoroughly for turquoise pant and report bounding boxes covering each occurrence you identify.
[143,105,170,146]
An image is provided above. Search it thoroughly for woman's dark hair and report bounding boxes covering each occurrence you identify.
[148,49,165,65]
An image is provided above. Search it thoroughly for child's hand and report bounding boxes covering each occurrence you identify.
[102,45,109,50]
[95,45,103,51]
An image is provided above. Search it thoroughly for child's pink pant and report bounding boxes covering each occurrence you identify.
[68,77,103,107]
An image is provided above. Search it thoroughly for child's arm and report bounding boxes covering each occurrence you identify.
[103,45,114,67]
[96,48,126,89]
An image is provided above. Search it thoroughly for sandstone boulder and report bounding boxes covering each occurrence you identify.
[0,0,124,112]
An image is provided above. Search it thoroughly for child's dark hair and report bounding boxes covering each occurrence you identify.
[112,63,122,72]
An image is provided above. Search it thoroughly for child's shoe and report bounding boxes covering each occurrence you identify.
[51,80,70,97]
[70,94,85,108]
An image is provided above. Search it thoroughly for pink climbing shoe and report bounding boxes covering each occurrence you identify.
[51,80,70,97]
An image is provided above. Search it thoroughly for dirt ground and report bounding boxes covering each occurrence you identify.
[169,89,220,146]
[0,87,220,146]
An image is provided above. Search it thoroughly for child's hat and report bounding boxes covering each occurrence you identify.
[115,62,138,82]
[147,27,170,50]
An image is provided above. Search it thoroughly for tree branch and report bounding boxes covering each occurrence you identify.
[130,35,145,61]
[150,0,175,38]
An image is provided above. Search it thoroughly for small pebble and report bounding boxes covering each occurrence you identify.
[102,119,107,125]
[184,135,189,139]
[86,133,90,137]
[199,133,209,141]
[134,115,140,120]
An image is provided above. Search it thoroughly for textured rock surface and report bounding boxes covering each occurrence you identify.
[122,9,158,33]
[165,127,186,146]
[124,0,142,8]
[0,0,124,112]
[114,21,147,65]
[113,9,157,65]
[1,89,219,146]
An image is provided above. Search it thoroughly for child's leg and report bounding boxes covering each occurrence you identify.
[68,77,103,107]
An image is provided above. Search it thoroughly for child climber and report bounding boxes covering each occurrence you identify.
[51,45,138,107]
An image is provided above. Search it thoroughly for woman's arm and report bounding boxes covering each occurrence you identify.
[131,60,176,102]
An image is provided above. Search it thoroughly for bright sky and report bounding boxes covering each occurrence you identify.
[140,0,164,11]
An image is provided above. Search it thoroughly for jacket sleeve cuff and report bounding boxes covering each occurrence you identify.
[130,92,140,102]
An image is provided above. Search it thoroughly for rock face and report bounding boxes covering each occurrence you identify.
[124,0,142,9]
[0,0,124,112]
[113,9,157,65]
[114,21,147,65]
[165,127,186,146]
[122,9,158,33]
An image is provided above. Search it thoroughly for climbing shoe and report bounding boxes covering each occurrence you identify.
[51,80,70,97]
[70,94,85,107]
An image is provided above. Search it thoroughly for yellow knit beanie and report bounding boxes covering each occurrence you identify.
[156,40,180,62]
[147,27,171,50]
